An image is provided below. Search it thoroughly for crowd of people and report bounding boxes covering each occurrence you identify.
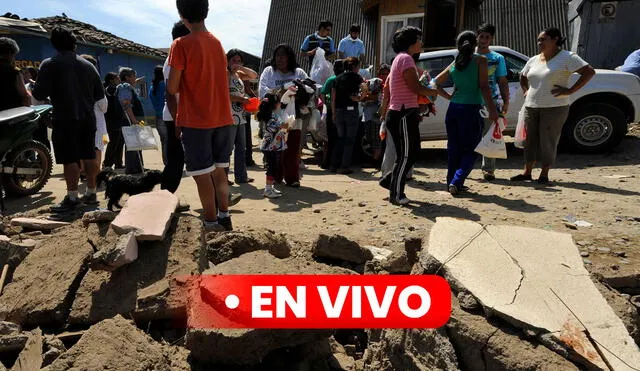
[0,0,600,231]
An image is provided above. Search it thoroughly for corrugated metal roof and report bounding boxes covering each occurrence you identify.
[464,0,569,57]
[260,0,377,73]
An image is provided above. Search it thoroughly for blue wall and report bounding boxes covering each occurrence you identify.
[9,33,165,121]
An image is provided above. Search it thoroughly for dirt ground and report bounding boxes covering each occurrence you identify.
[5,123,640,282]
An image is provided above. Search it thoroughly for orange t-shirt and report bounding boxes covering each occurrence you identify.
[168,31,233,129]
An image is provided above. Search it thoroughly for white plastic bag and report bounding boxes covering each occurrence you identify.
[315,104,328,142]
[122,125,158,151]
[280,88,297,126]
[310,48,333,85]
[475,118,507,159]
[514,108,527,149]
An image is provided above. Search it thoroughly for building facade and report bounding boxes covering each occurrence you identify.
[0,15,168,122]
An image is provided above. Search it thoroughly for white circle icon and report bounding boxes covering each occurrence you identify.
[225,294,240,309]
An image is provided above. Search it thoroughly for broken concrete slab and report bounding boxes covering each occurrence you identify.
[42,315,190,371]
[0,322,19,336]
[81,210,117,225]
[313,234,373,264]
[110,190,178,241]
[446,294,579,371]
[90,232,138,271]
[0,333,28,353]
[0,223,92,327]
[363,328,459,370]
[9,328,42,371]
[68,215,204,326]
[427,217,640,370]
[206,229,291,264]
[380,251,411,274]
[362,246,393,261]
[10,218,69,231]
[329,353,356,370]
[185,251,351,365]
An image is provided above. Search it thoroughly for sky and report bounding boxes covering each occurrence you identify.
[4,0,272,56]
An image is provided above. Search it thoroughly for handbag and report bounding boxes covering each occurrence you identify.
[122,125,158,151]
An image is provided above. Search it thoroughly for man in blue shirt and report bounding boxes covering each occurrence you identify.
[301,20,335,67]
[620,49,640,78]
[338,24,366,64]
[476,23,509,181]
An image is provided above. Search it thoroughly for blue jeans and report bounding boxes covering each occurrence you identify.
[445,103,484,188]
[332,108,360,169]
[229,124,248,182]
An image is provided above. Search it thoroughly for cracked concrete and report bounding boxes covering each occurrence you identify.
[427,217,640,371]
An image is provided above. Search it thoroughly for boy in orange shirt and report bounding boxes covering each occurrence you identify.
[167,0,234,231]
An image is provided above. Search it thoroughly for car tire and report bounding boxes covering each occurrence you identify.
[561,103,627,153]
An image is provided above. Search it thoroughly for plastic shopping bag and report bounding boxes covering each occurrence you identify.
[514,108,527,149]
[315,105,329,142]
[310,48,333,85]
[280,88,298,126]
[475,118,507,159]
[122,125,158,151]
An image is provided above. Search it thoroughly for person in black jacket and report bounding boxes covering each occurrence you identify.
[102,72,126,169]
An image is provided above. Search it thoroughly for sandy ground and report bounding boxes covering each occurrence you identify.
[5,123,640,280]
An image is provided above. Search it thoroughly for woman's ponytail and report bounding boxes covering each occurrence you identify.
[454,31,478,71]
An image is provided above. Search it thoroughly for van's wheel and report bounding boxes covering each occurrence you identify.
[2,140,53,196]
[562,103,627,153]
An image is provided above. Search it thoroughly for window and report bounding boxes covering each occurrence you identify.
[417,56,454,87]
[496,52,528,82]
[380,14,424,65]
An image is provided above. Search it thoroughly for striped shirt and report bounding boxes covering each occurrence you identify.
[388,52,418,111]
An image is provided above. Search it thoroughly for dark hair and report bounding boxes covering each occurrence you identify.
[333,59,345,75]
[318,20,333,31]
[477,23,496,37]
[0,37,19,58]
[379,63,390,73]
[344,57,360,72]
[104,72,118,87]
[392,26,422,54]
[50,26,76,52]
[412,53,420,63]
[349,24,361,34]
[272,44,297,73]
[257,90,281,123]
[80,54,98,68]
[177,0,208,23]
[119,67,135,83]
[226,48,243,63]
[172,20,190,40]
[455,31,477,71]
[544,27,566,47]
[152,65,163,96]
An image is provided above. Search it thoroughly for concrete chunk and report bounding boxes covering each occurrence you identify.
[110,190,178,241]
[0,333,28,353]
[0,322,20,336]
[10,218,69,231]
[9,328,42,371]
[206,229,291,264]
[81,210,117,225]
[68,215,204,326]
[0,223,92,327]
[90,232,138,271]
[313,234,373,264]
[427,217,640,371]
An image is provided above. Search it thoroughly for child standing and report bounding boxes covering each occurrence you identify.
[258,91,288,198]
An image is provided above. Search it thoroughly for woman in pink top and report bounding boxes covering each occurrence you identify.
[378,26,438,205]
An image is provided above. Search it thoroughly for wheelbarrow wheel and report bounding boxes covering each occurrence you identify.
[2,140,53,197]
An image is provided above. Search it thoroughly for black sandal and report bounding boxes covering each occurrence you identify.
[510,174,533,181]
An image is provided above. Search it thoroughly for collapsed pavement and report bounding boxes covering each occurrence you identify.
[0,191,638,369]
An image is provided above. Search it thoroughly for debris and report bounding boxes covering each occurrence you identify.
[357,201,366,207]
[0,223,92,327]
[631,296,640,310]
[110,190,178,241]
[457,291,480,311]
[90,232,138,271]
[206,229,291,265]
[580,252,590,257]
[0,333,28,353]
[44,315,190,370]
[9,328,42,371]
[428,217,640,370]
[10,218,69,231]
[186,251,349,364]
[0,322,20,336]
[313,234,373,264]
[598,247,612,253]
[0,265,7,294]
[68,215,204,326]
[313,208,321,214]
[362,246,393,261]
[575,220,593,228]
[329,353,356,370]
[81,210,117,225]
[381,251,411,274]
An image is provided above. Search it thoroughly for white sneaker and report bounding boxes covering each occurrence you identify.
[272,187,282,194]
[394,197,411,205]
[264,189,282,198]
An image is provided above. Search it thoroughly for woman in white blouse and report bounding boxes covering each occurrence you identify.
[511,27,595,184]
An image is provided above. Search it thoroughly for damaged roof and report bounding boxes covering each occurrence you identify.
[1,14,167,59]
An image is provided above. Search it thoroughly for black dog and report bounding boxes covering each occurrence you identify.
[96,169,164,211]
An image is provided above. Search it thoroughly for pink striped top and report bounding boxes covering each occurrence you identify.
[388,52,418,111]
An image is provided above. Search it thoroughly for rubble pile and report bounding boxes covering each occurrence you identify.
[0,193,638,370]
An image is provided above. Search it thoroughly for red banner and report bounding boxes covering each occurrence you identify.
[180,275,451,329]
